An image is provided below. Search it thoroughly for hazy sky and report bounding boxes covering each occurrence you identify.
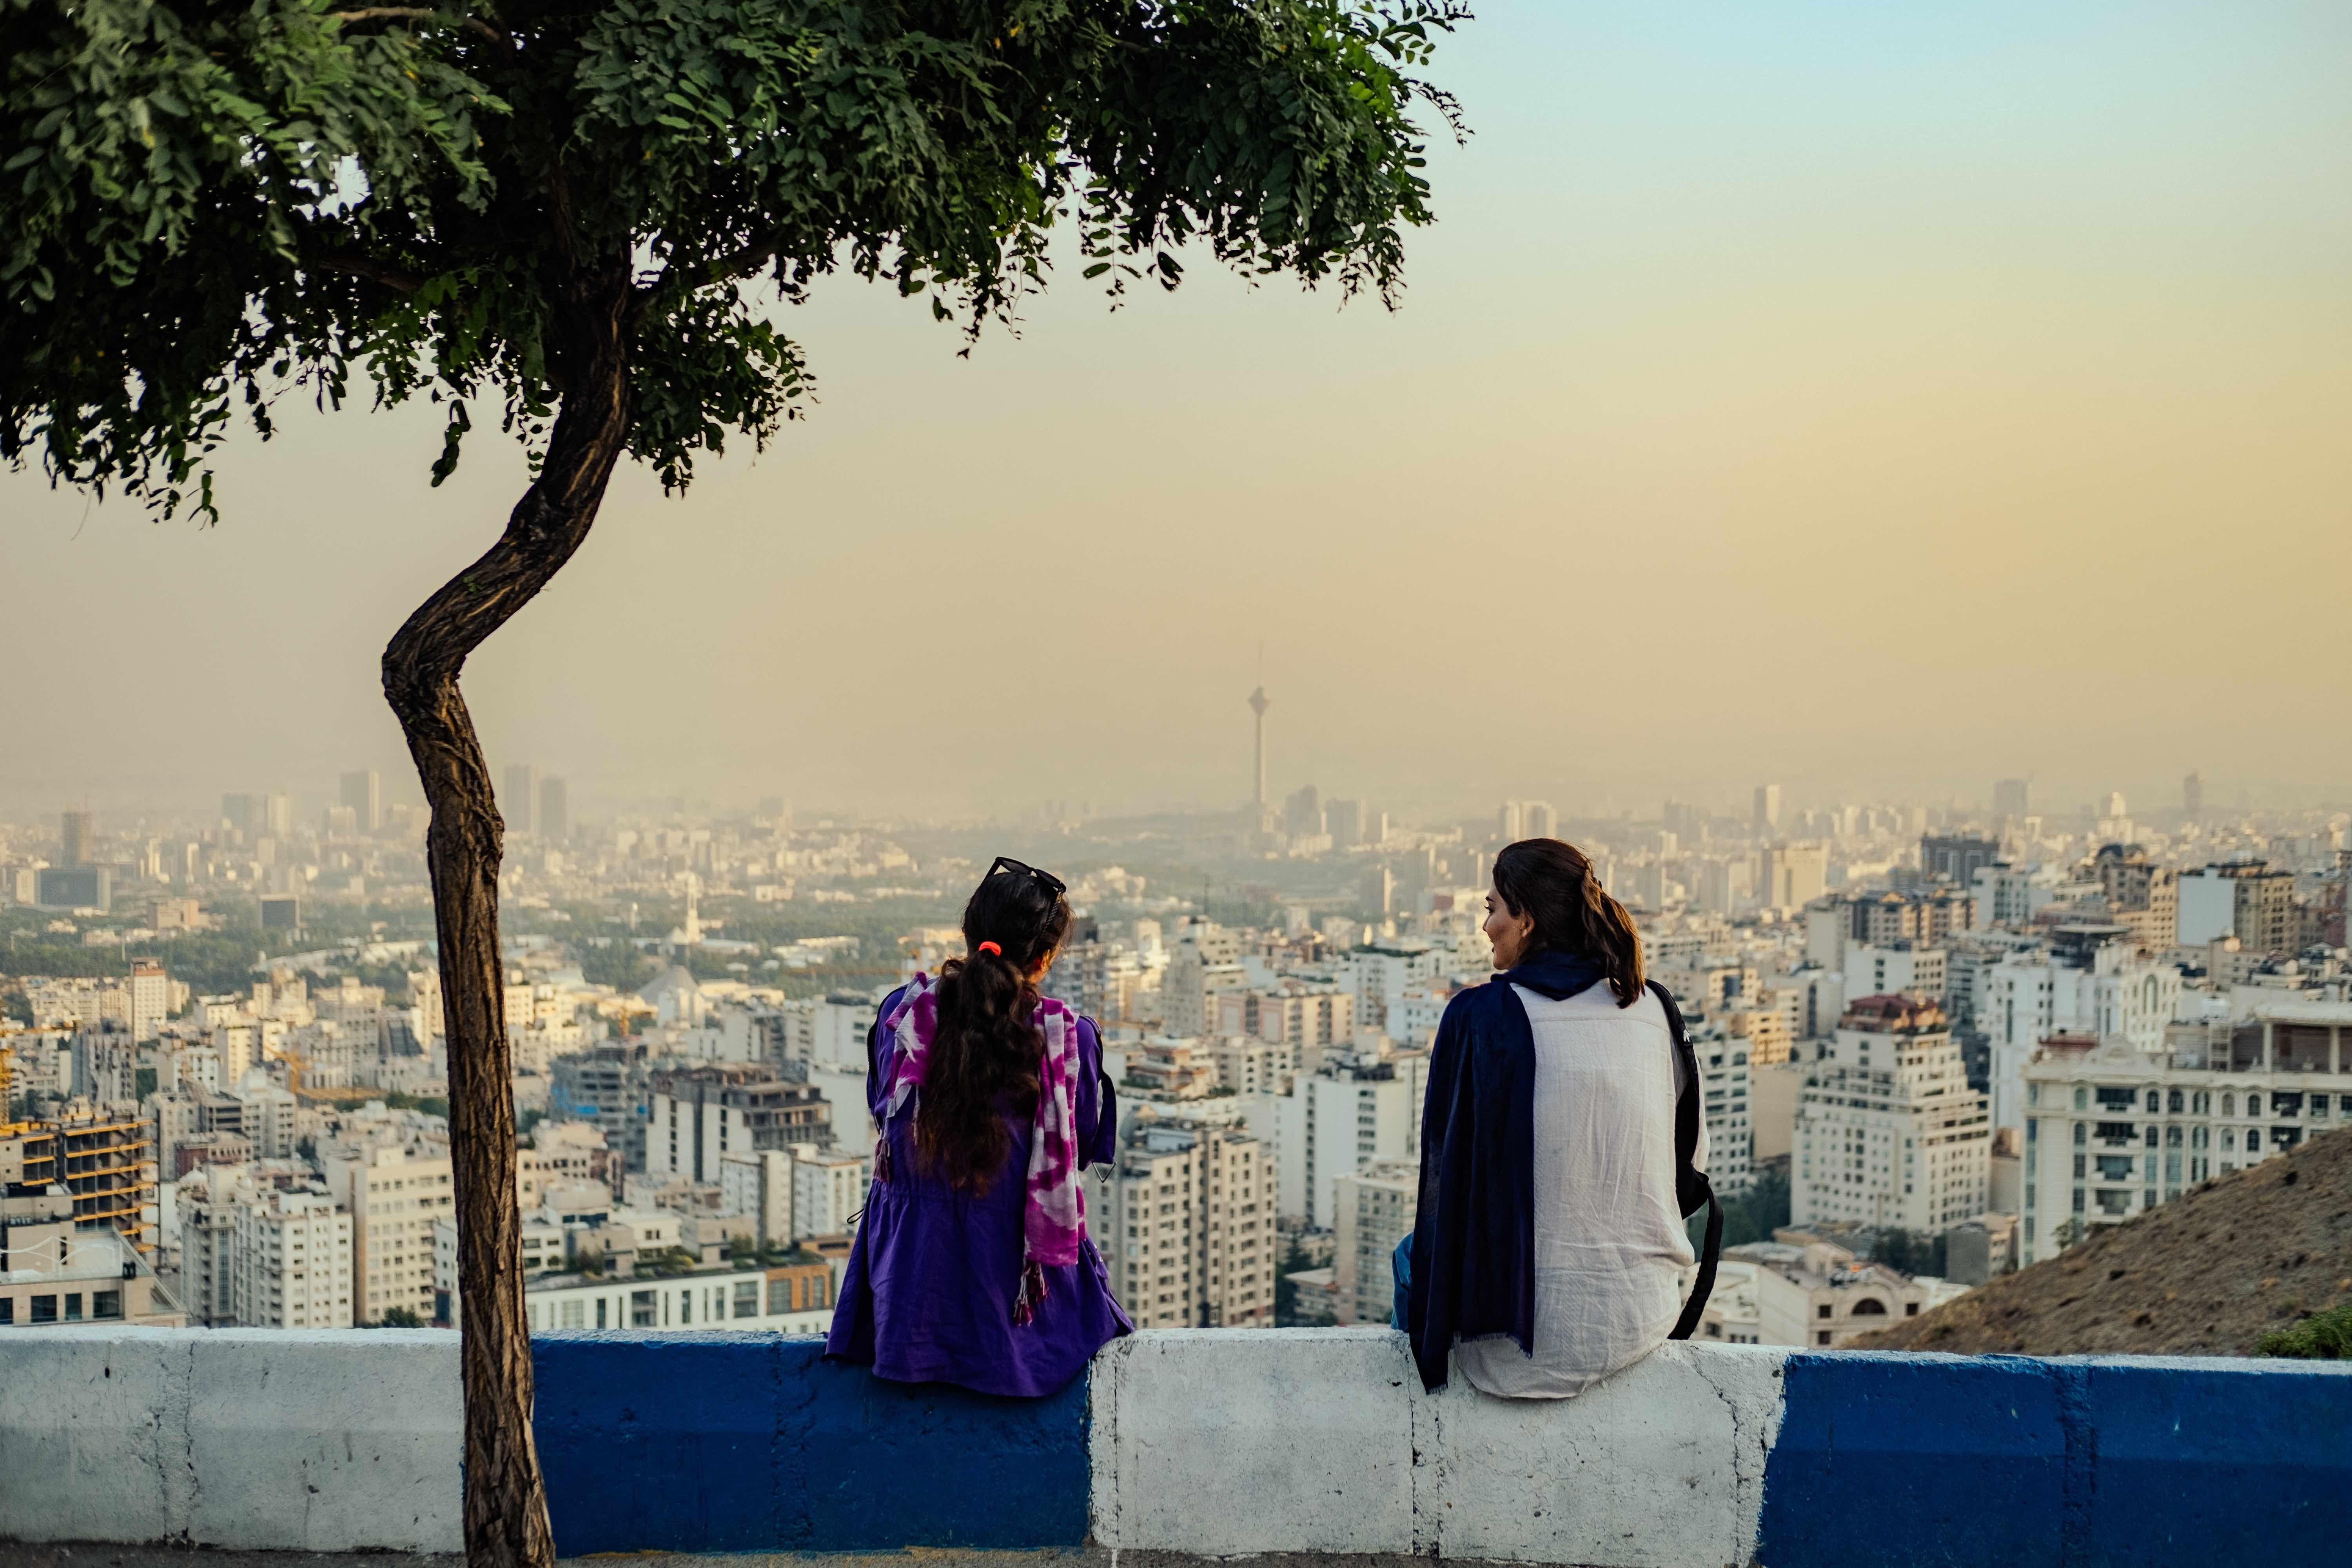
[7,2,2349,825]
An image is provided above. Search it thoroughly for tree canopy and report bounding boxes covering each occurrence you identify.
[4,0,1466,517]
[5,9,1466,1563]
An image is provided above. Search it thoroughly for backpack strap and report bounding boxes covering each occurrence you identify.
[1649,980,1723,1342]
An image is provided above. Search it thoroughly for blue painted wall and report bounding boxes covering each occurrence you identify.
[522,1335,2348,1564]
[1758,1352,2352,1568]
[532,1334,1090,1555]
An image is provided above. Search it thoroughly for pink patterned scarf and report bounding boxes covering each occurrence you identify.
[876,971,1087,1324]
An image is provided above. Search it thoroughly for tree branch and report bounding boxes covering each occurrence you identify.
[328,8,508,45]
[310,253,428,295]
[684,234,784,291]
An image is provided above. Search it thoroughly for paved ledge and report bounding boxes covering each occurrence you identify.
[4,1328,2348,1567]
[0,1552,1530,1568]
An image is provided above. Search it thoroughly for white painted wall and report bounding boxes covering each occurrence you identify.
[0,1327,462,1552]
[1087,1328,1789,1566]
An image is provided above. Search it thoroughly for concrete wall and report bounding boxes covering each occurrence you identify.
[2,1327,2347,1567]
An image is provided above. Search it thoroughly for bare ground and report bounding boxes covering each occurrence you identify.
[1857,1120,2352,1356]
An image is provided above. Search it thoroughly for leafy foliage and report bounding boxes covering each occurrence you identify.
[2256,1299,2352,1359]
[4,0,1469,519]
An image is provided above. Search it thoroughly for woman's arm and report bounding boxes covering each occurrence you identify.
[1076,1015,1118,1168]
[865,985,907,1122]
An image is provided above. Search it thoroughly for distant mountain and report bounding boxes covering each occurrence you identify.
[1857,1123,2352,1357]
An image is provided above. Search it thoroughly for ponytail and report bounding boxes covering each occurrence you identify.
[915,860,1074,1191]
[1492,837,1646,1007]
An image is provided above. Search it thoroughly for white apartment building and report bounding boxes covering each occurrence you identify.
[719,1149,793,1245]
[1331,1157,1416,1327]
[323,1142,454,1324]
[1793,997,1991,1236]
[1161,925,1247,1037]
[1269,1053,1428,1227]
[1338,941,1443,1038]
[227,1190,354,1328]
[1210,986,1355,1065]
[1983,942,2181,1133]
[791,1149,870,1239]
[1088,1109,1275,1329]
[1693,1021,1755,1195]
[127,960,169,1042]
[1841,944,1947,1005]
[1205,1036,1298,1097]
[2016,1004,2352,1267]
[1973,863,2056,930]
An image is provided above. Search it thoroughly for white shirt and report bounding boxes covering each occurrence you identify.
[1454,982,1701,1399]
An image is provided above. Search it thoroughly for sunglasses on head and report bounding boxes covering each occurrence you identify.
[986,856,1067,897]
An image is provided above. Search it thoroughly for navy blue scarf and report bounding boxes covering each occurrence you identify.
[1402,949,1609,1394]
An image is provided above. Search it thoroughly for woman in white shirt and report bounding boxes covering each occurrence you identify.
[1403,838,1713,1397]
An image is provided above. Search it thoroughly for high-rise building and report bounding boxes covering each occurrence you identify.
[1325,798,1363,850]
[221,794,259,837]
[539,774,570,841]
[2016,1005,2352,1266]
[1283,783,1322,840]
[127,960,168,1043]
[1089,1107,1275,1329]
[33,867,111,913]
[1993,779,2030,820]
[1159,923,1246,1037]
[2182,771,2204,821]
[60,810,96,867]
[323,1142,455,1325]
[645,1064,835,1183]
[1920,834,2000,886]
[230,1189,356,1329]
[263,793,292,838]
[1271,1052,1428,1226]
[339,769,383,832]
[503,763,536,836]
[1979,938,2180,1134]
[1753,784,1782,837]
[1792,996,1991,1236]
[1523,800,1557,840]
[791,1149,869,1240]
[1331,1156,1417,1326]
[2178,860,2297,954]
[1497,800,1524,842]
[1758,842,1828,912]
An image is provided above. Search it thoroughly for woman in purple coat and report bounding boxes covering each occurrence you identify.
[825,857,1131,1396]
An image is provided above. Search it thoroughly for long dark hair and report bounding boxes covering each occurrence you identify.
[916,857,1074,1193]
[1492,838,1646,1007]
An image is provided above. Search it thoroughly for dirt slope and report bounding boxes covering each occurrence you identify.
[1856,1121,2352,1356]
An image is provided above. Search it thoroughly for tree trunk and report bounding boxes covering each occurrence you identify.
[382,258,635,1568]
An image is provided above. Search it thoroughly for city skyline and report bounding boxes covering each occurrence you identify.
[5,2,2347,817]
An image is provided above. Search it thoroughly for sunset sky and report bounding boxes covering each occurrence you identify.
[6,1,2348,823]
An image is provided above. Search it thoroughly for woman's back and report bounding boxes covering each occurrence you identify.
[824,982,1129,1396]
[1453,980,1699,1398]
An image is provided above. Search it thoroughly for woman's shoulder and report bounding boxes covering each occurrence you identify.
[1534,979,1672,1029]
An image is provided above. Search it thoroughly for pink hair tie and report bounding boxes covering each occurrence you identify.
[977,941,1002,956]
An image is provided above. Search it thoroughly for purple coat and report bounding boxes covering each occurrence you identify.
[824,986,1131,1396]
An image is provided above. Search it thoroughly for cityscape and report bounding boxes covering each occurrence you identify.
[3,1,2344,1562]
[6,722,2345,1350]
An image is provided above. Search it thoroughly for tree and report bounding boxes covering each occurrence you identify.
[4,5,1466,1565]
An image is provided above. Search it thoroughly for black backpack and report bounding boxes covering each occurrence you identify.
[1650,980,1724,1341]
